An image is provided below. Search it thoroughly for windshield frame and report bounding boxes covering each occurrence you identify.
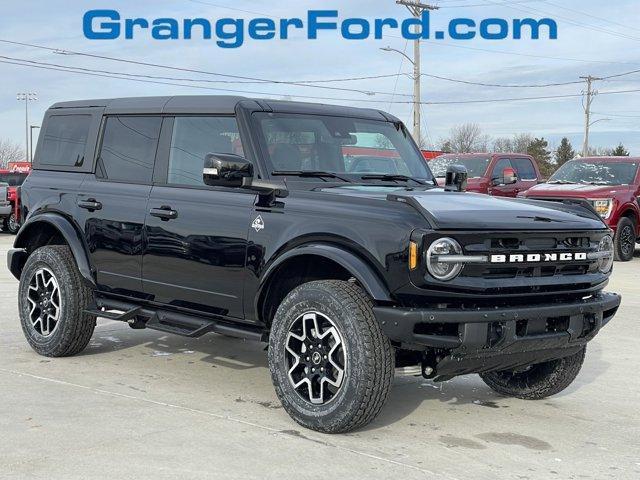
[549,159,639,186]
[249,111,435,185]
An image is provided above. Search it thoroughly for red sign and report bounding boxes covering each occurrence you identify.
[7,162,32,173]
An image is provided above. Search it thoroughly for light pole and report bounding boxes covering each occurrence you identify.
[16,92,37,162]
[30,125,41,163]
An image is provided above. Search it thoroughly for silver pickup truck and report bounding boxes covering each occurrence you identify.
[0,183,11,222]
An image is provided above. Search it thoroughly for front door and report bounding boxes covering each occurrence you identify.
[142,116,255,319]
[77,115,162,298]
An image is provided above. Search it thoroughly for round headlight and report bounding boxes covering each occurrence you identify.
[426,237,463,281]
[597,235,614,273]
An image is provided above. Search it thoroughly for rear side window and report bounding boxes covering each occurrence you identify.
[40,115,91,167]
[511,158,537,180]
[96,116,162,183]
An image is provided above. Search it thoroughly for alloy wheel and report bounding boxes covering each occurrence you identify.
[620,225,635,257]
[27,267,61,336]
[285,311,346,405]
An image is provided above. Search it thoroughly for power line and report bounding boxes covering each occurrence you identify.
[482,0,640,43]
[3,56,639,106]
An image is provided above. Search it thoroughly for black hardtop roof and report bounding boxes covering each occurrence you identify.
[49,95,399,121]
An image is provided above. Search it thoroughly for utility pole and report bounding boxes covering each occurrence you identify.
[580,76,601,157]
[16,93,37,162]
[395,0,439,149]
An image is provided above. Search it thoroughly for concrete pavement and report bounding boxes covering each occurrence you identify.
[0,233,638,480]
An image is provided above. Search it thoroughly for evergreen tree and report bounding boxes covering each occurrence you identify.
[611,143,629,156]
[554,137,575,166]
[527,137,554,178]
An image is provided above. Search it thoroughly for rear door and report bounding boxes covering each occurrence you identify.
[76,115,162,298]
[142,116,255,319]
[488,157,518,197]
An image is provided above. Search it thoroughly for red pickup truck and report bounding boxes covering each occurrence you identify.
[429,153,542,197]
[0,165,30,234]
[522,156,639,261]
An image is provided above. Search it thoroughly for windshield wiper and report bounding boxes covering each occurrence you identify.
[272,170,351,182]
[547,180,574,184]
[360,174,427,185]
[581,181,612,186]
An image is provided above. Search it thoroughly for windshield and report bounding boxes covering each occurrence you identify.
[549,160,638,185]
[429,155,490,178]
[254,112,433,181]
[0,172,28,186]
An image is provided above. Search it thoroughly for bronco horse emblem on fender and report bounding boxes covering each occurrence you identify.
[252,215,265,232]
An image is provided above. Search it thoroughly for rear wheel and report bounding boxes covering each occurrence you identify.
[480,347,586,399]
[18,245,96,357]
[268,280,394,433]
[614,217,636,261]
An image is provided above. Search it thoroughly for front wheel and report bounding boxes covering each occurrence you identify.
[268,280,394,433]
[480,347,586,399]
[614,217,636,261]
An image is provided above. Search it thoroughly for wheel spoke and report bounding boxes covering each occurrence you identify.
[285,311,346,405]
[26,267,61,337]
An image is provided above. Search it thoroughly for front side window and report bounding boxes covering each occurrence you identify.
[40,115,91,167]
[97,116,162,183]
[254,113,432,180]
[492,158,513,181]
[167,117,243,186]
[549,160,639,185]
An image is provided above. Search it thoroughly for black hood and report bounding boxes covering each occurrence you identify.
[321,186,606,231]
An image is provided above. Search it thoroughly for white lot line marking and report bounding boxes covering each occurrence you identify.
[0,368,453,479]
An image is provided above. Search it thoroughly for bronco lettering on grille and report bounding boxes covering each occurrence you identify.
[490,252,588,263]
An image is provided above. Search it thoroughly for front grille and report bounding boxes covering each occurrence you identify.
[460,233,599,281]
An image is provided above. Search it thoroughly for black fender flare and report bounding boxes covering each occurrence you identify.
[12,213,95,287]
[258,243,392,305]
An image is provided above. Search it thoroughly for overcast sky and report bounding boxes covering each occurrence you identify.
[0,0,638,157]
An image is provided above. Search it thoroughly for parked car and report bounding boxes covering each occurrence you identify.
[8,96,620,433]
[523,156,639,261]
[429,153,542,197]
[0,167,30,233]
[0,182,10,226]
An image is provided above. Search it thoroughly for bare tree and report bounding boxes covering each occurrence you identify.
[493,133,534,154]
[0,139,24,168]
[442,123,490,153]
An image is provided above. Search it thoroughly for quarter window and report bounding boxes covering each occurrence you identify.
[167,117,243,186]
[96,116,162,183]
[40,115,91,167]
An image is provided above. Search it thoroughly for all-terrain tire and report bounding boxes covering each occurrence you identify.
[18,245,96,357]
[480,346,586,399]
[614,217,636,262]
[268,280,394,433]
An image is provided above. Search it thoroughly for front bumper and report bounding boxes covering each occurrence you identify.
[374,291,621,378]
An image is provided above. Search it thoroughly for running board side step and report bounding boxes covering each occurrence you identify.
[84,305,142,322]
[87,297,265,342]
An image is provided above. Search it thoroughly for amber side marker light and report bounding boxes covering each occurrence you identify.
[409,241,418,270]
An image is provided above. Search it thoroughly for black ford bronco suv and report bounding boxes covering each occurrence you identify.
[8,96,621,433]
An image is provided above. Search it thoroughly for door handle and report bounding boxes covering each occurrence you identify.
[77,199,102,211]
[149,206,178,221]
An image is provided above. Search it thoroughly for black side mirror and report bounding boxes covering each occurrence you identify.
[444,165,468,192]
[203,153,253,188]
